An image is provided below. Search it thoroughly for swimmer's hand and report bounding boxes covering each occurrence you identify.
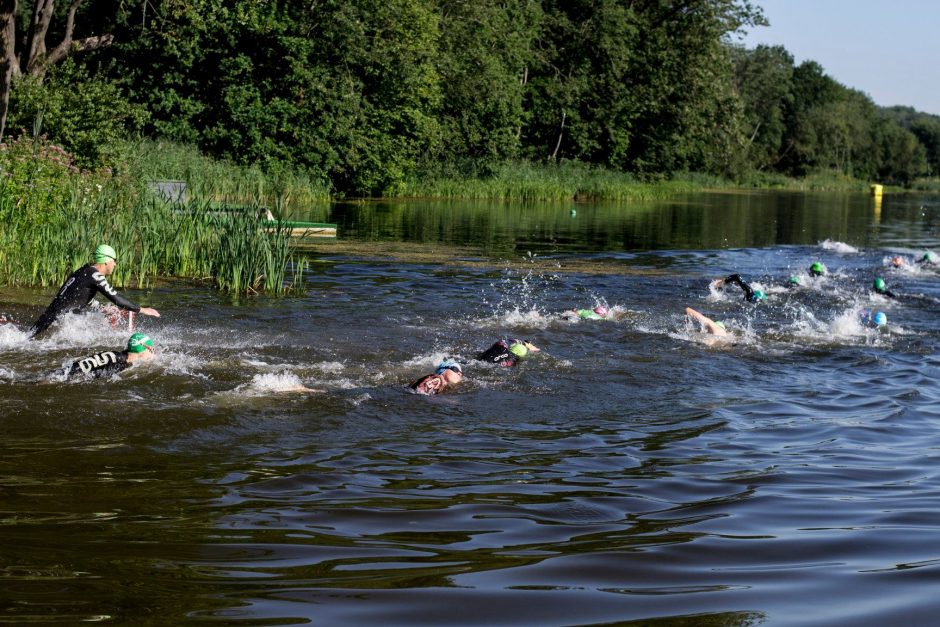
[139,307,160,317]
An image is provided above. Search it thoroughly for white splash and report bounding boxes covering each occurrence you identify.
[234,372,316,395]
[819,239,859,254]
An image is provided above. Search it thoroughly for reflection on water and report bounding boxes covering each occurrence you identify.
[3,191,940,625]
[306,190,938,255]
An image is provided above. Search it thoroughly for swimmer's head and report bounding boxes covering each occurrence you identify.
[858,309,887,328]
[509,342,529,358]
[788,275,802,286]
[809,262,826,277]
[873,277,887,292]
[922,251,939,264]
[94,244,117,264]
[750,290,766,302]
[593,306,608,317]
[891,256,905,267]
[127,332,154,353]
[435,358,462,375]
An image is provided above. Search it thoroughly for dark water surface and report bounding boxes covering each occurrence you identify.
[4,191,940,625]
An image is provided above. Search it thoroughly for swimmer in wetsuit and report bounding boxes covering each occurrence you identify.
[29,244,161,338]
[561,306,611,321]
[66,332,156,379]
[475,339,540,367]
[409,359,463,395]
[858,309,888,329]
[872,277,897,299]
[711,274,766,303]
[808,262,827,277]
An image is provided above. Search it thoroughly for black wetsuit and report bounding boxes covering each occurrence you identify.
[67,350,131,379]
[30,264,141,337]
[724,274,760,302]
[476,340,520,367]
[873,286,898,299]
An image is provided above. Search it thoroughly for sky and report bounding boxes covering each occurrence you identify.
[738,0,940,116]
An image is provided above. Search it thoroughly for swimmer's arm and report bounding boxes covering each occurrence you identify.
[93,272,141,312]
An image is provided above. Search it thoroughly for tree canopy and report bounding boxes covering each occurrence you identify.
[2,0,935,192]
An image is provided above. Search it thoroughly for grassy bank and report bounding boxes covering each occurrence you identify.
[399,161,886,200]
[398,162,720,201]
[106,140,332,209]
[0,136,307,294]
[0,135,898,295]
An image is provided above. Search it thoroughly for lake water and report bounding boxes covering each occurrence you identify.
[3,191,940,625]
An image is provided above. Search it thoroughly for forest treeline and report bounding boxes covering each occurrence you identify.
[3,0,939,196]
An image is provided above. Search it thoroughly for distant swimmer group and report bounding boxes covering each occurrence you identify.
[691,256,903,340]
[26,242,930,393]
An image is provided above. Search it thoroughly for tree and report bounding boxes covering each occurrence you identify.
[731,44,793,172]
[434,0,541,172]
[0,0,115,138]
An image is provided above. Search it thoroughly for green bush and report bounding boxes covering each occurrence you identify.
[6,60,149,169]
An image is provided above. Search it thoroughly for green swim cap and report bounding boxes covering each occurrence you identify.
[509,342,528,358]
[714,321,727,331]
[94,244,117,264]
[873,277,886,291]
[923,251,938,263]
[751,290,766,302]
[127,332,154,353]
[810,262,826,275]
[788,275,801,286]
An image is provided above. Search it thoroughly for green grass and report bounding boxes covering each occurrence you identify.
[105,139,332,210]
[398,160,718,201]
[0,169,306,295]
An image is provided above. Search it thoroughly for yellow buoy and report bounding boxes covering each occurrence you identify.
[870,184,883,197]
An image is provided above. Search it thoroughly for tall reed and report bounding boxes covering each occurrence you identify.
[0,179,306,295]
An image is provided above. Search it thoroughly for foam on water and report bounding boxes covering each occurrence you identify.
[820,239,859,254]
[232,372,316,396]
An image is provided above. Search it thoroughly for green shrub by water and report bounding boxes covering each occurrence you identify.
[0,138,307,295]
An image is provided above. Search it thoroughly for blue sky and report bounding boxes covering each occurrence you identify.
[738,0,940,116]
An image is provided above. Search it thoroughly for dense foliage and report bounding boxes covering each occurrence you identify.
[4,0,938,193]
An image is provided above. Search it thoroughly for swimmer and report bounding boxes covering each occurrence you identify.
[786,275,803,289]
[890,255,906,268]
[711,274,766,303]
[561,306,611,321]
[858,309,888,329]
[871,277,897,299]
[809,262,827,277]
[409,358,463,395]
[918,251,939,265]
[475,338,540,367]
[685,307,729,337]
[64,332,156,379]
[29,244,160,337]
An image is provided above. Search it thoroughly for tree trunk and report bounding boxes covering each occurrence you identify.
[550,110,566,160]
[0,0,16,140]
[24,0,55,75]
